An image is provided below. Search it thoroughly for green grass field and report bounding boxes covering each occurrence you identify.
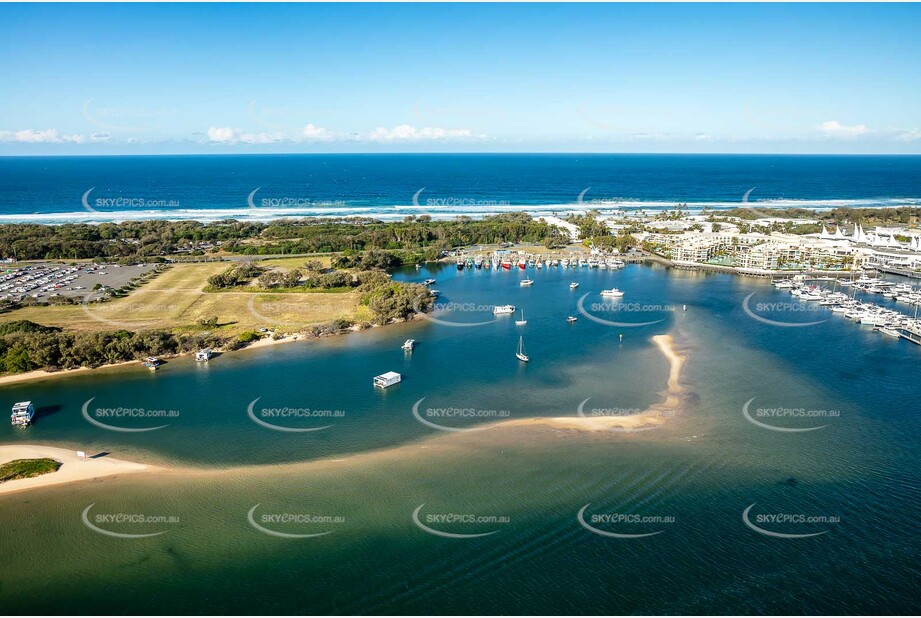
[0,458,61,483]
[5,261,364,335]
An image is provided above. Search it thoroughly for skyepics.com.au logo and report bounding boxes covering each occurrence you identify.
[82,99,167,132]
[412,188,510,208]
[576,398,674,431]
[412,504,510,539]
[411,398,510,432]
[742,293,830,328]
[742,503,840,539]
[576,293,670,328]
[411,293,498,328]
[577,188,632,207]
[742,398,840,433]
[82,188,179,213]
[82,503,179,539]
[82,397,178,433]
[246,398,344,433]
[247,504,344,539]
[247,187,344,209]
[577,504,674,539]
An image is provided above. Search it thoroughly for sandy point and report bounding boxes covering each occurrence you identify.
[486,332,687,433]
[0,444,155,496]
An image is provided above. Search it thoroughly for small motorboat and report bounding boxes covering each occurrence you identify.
[520,279,533,286]
[569,282,579,289]
[566,316,578,323]
[402,339,416,351]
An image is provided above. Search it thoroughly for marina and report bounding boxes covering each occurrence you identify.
[774,276,921,344]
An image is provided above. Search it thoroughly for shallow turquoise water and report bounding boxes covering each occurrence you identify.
[0,264,918,614]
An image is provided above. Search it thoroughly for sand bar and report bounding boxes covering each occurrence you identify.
[0,444,154,496]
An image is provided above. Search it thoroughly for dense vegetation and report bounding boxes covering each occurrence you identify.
[208,257,435,323]
[0,458,61,483]
[0,213,568,261]
[723,206,920,227]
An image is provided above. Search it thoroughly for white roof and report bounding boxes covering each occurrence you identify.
[376,371,401,379]
[13,401,32,406]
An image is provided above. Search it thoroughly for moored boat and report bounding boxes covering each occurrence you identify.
[515,336,529,362]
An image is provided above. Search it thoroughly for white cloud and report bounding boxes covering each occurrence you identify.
[207,126,283,144]
[207,126,237,143]
[817,120,870,138]
[302,123,333,141]
[695,133,711,141]
[90,132,111,142]
[895,128,921,142]
[0,128,86,143]
[367,124,483,142]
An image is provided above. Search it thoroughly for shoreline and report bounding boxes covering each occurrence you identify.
[0,333,305,387]
[0,444,155,496]
[0,334,687,494]
[491,333,686,433]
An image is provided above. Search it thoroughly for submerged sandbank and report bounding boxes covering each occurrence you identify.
[490,333,686,433]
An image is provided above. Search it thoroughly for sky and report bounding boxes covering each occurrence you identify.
[1,3,919,155]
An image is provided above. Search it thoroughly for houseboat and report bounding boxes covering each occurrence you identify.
[11,401,35,427]
[195,349,212,362]
[144,356,162,370]
[373,371,402,388]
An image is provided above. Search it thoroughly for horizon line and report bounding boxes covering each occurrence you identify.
[2,151,921,159]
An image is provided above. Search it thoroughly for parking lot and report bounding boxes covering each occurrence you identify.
[0,262,159,303]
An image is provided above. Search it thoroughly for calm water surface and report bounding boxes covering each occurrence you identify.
[0,264,919,614]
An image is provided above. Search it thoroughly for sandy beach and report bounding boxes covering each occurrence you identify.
[486,333,686,433]
[0,445,154,496]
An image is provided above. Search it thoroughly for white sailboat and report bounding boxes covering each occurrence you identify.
[515,309,527,326]
[516,336,529,362]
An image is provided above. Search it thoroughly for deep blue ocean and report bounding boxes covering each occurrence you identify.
[0,154,919,224]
